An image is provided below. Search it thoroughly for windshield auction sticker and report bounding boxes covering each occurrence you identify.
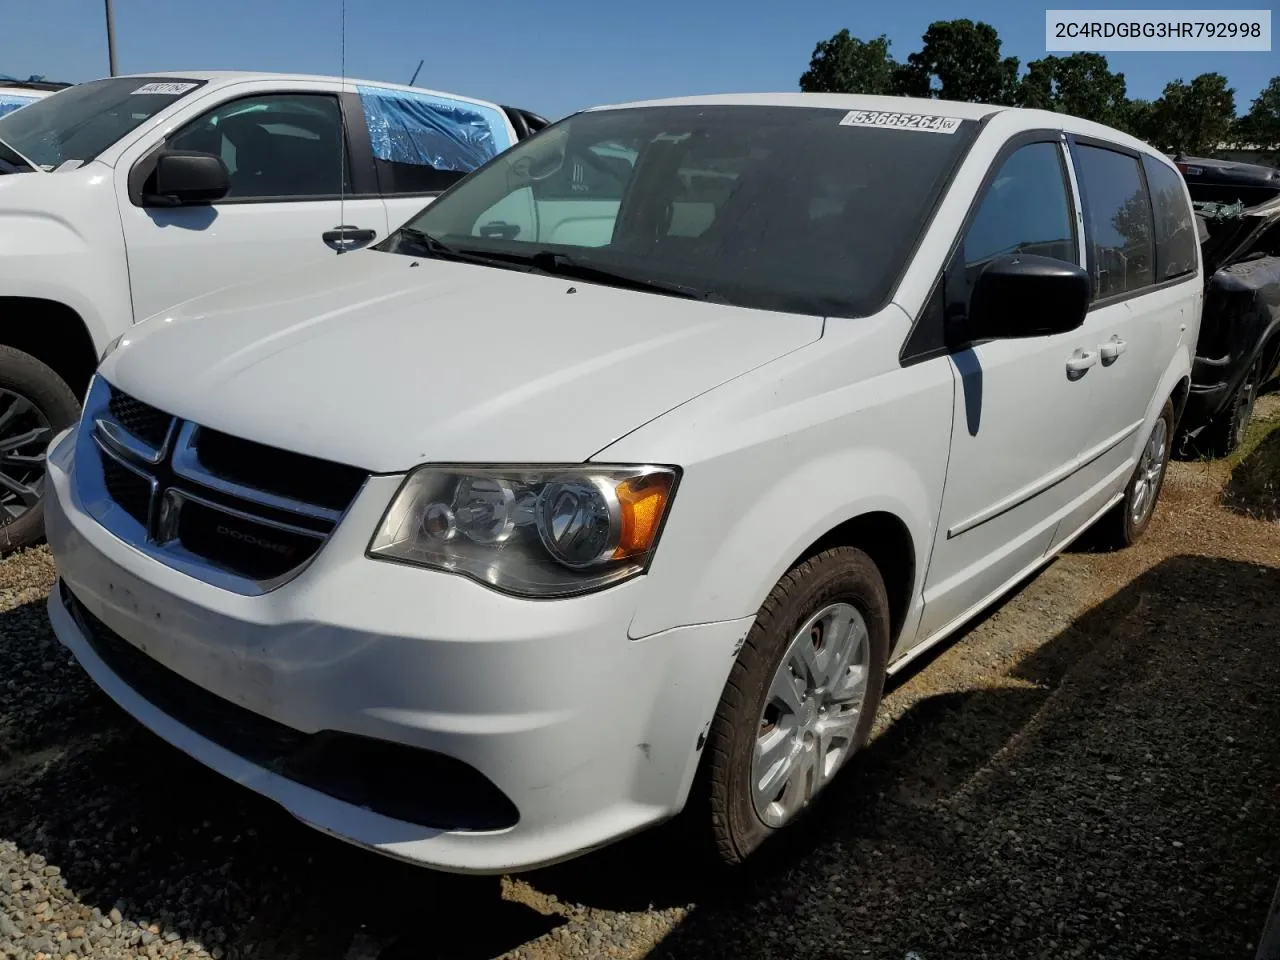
[131,82,199,96]
[1046,9,1271,50]
[839,111,963,134]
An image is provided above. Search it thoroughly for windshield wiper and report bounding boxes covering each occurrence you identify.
[396,231,723,303]
[509,250,721,302]
[395,227,535,273]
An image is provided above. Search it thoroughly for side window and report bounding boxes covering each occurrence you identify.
[1073,144,1155,299]
[0,94,38,119]
[963,142,1077,268]
[167,94,350,200]
[358,86,512,195]
[1142,155,1198,281]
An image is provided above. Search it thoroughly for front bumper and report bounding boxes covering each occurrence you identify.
[44,426,750,873]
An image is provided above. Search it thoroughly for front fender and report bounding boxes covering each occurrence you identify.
[0,164,132,348]
[638,446,936,642]
[600,310,953,642]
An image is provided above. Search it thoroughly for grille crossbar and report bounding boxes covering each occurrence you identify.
[86,384,369,586]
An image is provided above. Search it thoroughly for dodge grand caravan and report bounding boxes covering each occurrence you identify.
[44,93,1201,873]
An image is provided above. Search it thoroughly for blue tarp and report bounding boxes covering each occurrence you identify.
[0,94,38,119]
[358,85,512,173]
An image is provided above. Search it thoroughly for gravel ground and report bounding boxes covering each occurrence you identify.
[2,399,1278,960]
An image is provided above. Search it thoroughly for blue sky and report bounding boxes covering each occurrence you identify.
[2,0,1275,120]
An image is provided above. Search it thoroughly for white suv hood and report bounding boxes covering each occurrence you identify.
[101,252,822,473]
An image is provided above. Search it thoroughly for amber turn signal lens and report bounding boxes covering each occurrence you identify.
[614,472,675,558]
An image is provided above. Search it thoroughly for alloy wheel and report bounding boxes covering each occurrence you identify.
[0,389,52,524]
[751,601,871,828]
[1130,415,1169,527]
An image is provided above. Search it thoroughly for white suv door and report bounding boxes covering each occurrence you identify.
[916,137,1099,641]
[115,84,388,321]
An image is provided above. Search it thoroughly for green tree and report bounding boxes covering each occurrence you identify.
[899,19,1020,104]
[1231,76,1280,151]
[1119,98,1160,145]
[1151,73,1236,155]
[799,30,901,95]
[1017,53,1128,126]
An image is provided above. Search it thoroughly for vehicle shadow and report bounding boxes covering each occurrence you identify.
[628,554,1280,958]
[1223,425,1280,520]
[1,555,1277,959]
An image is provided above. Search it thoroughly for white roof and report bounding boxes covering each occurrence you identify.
[0,86,51,99]
[588,92,1002,120]
[584,92,1162,158]
[122,70,501,105]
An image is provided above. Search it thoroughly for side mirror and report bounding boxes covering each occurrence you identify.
[959,254,1091,342]
[145,150,230,207]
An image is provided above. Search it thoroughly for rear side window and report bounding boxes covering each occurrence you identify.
[1074,144,1155,299]
[1142,155,1198,281]
[0,93,39,119]
[963,142,1077,268]
[358,86,513,195]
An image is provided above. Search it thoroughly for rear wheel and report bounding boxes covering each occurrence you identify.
[1198,354,1264,459]
[1092,399,1174,550]
[0,346,81,555]
[705,547,889,864]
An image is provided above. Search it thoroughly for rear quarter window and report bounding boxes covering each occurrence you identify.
[358,85,513,196]
[1073,144,1155,300]
[1142,155,1198,281]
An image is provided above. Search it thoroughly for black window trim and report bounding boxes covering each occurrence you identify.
[1065,133,1198,311]
[900,127,1077,367]
[128,89,377,208]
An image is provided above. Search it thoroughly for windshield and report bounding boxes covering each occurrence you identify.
[390,105,978,317]
[0,77,206,170]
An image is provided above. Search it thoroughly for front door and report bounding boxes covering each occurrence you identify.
[117,88,387,321]
[917,138,1098,642]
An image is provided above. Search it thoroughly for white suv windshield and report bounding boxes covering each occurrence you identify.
[0,77,205,170]
[391,104,979,317]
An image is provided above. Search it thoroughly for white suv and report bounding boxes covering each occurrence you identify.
[44,93,1201,873]
[0,71,544,551]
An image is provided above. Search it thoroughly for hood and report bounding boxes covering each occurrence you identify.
[102,252,823,473]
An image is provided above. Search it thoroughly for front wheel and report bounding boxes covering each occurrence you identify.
[0,346,81,555]
[705,547,889,865]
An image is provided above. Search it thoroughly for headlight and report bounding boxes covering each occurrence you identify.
[368,465,679,597]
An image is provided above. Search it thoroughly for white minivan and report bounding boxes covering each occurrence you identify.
[44,93,1201,873]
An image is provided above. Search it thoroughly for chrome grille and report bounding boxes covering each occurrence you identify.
[78,378,369,591]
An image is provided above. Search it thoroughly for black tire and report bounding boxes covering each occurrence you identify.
[705,547,889,865]
[1092,399,1174,550]
[1198,354,1264,459]
[0,346,81,555]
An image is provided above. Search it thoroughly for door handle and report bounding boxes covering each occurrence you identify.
[322,225,377,253]
[1065,349,1098,379]
[1099,335,1128,366]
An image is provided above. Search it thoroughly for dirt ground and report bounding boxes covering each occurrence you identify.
[0,398,1277,960]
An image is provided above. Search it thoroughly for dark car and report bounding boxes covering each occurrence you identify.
[1175,156,1280,457]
